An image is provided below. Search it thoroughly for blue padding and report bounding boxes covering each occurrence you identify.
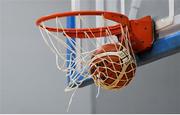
[66,16,86,85]
[137,31,180,66]
[66,16,76,83]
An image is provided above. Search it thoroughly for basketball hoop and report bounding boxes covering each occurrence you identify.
[36,11,154,91]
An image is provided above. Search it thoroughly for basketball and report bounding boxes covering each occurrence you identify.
[90,43,136,90]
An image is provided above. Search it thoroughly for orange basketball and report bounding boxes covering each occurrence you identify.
[90,43,136,90]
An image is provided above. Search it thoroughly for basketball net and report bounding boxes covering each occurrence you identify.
[37,14,137,112]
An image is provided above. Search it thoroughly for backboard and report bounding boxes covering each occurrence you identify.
[66,0,180,89]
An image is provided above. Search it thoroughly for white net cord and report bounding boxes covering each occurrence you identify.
[38,14,137,112]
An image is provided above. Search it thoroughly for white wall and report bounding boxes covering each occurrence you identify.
[0,0,92,113]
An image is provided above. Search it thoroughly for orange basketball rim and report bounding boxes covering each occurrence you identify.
[36,11,154,53]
